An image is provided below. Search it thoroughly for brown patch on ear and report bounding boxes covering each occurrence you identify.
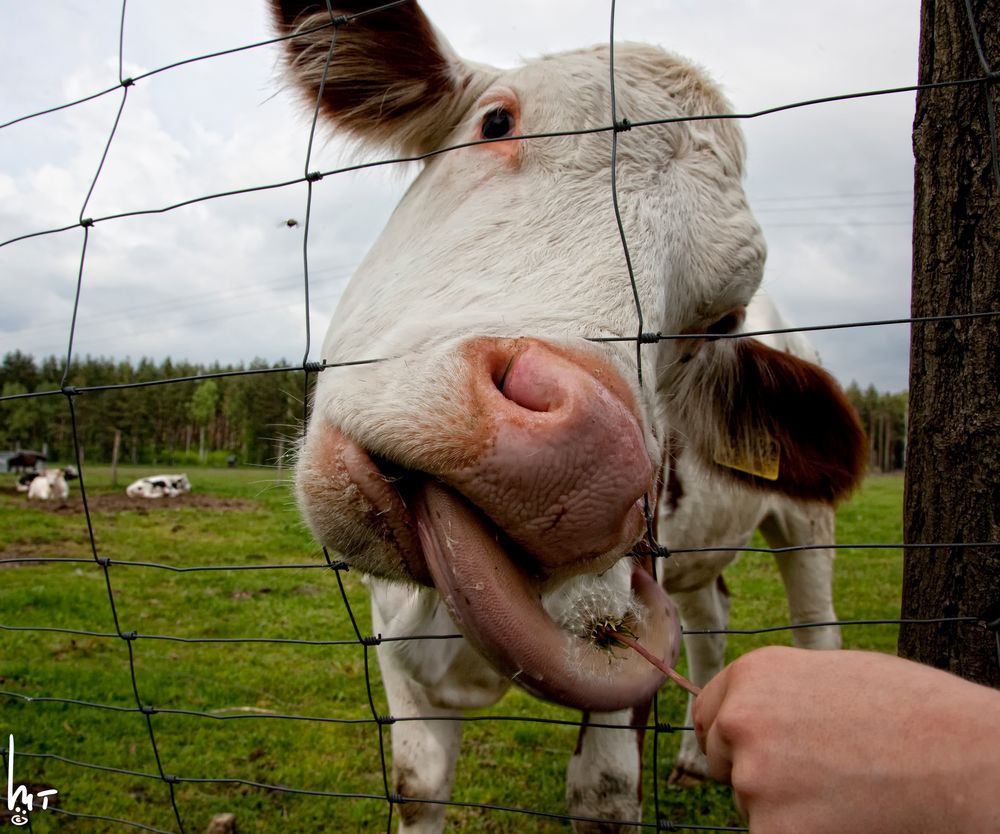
[270,1,491,156]
[706,339,866,503]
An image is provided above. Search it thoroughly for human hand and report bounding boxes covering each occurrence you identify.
[693,646,1000,833]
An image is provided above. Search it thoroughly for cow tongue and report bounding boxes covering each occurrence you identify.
[413,479,679,712]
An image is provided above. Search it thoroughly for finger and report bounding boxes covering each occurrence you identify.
[700,720,735,784]
[692,662,731,754]
[692,664,738,785]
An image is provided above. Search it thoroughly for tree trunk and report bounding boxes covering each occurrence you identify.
[110,429,121,488]
[899,0,1000,686]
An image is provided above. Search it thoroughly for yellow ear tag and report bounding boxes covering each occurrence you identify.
[714,431,781,481]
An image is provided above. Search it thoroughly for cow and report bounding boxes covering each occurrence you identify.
[270,2,866,830]
[125,474,192,499]
[25,468,73,501]
[640,291,845,786]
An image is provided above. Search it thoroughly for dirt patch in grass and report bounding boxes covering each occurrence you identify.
[0,543,83,563]
[1,488,258,514]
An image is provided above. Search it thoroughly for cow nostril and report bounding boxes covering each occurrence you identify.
[493,349,554,413]
[494,355,516,395]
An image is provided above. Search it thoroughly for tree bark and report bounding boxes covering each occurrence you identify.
[899,0,1000,686]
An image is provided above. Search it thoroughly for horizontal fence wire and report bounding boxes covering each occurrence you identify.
[3,743,752,833]
[1,308,1000,406]
[2,1,998,832]
[2,75,997,252]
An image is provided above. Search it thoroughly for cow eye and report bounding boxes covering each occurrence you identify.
[481,107,515,140]
[706,311,742,336]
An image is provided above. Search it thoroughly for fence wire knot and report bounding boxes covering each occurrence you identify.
[638,331,661,344]
[980,602,1000,632]
[121,77,135,88]
[303,360,326,373]
[614,117,632,132]
[79,218,94,228]
[140,704,157,715]
[306,170,324,182]
[120,631,138,641]
[361,634,382,647]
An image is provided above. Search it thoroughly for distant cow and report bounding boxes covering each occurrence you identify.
[25,468,74,501]
[126,474,192,499]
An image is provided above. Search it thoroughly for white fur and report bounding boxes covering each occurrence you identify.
[281,10,847,830]
[26,469,69,501]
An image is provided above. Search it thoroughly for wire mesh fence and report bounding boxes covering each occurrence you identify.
[2,1,998,831]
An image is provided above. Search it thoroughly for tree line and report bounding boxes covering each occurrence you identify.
[2,350,907,473]
[0,351,313,468]
[844,382,907,472]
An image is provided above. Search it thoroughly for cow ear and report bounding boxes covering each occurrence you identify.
[673,339,867,503]
[270,1,492,157]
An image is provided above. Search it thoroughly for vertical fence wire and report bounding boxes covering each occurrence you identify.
[605,1,670,824]
[51,1,187,830]
[961,0,1000,190]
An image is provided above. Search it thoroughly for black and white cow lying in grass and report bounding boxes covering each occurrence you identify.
[125,474,192,499]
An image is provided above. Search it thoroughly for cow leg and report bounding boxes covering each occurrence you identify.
[371,581,511,833]
[371,584,463,834]
[759,503,842,650]
[566,705,647,832]
[666,576,731,784]
[377,644,463,834]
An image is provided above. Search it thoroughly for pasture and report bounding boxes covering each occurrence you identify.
[1,466,902,832]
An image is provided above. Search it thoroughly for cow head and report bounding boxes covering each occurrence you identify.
[273,1,865,711]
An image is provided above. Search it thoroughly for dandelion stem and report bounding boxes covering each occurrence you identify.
[599,628,702,696]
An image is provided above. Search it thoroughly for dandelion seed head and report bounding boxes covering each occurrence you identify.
[540,561,648,680]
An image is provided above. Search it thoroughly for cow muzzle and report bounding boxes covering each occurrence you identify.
[297,337,681,710]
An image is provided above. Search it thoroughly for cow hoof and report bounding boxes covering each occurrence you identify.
[667,766,707,788]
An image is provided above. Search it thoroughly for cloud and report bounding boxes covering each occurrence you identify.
[2,0,920,390]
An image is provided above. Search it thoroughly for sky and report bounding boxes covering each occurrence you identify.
[0,1,920,391]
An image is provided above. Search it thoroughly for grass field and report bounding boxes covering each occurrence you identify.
[0,465,904,832]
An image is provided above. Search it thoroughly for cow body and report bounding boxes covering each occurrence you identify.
[367,293,844,828]
[25,468,72,501]
[655,293,842,784]
[271,3,865,830]
[126,474,192,499]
